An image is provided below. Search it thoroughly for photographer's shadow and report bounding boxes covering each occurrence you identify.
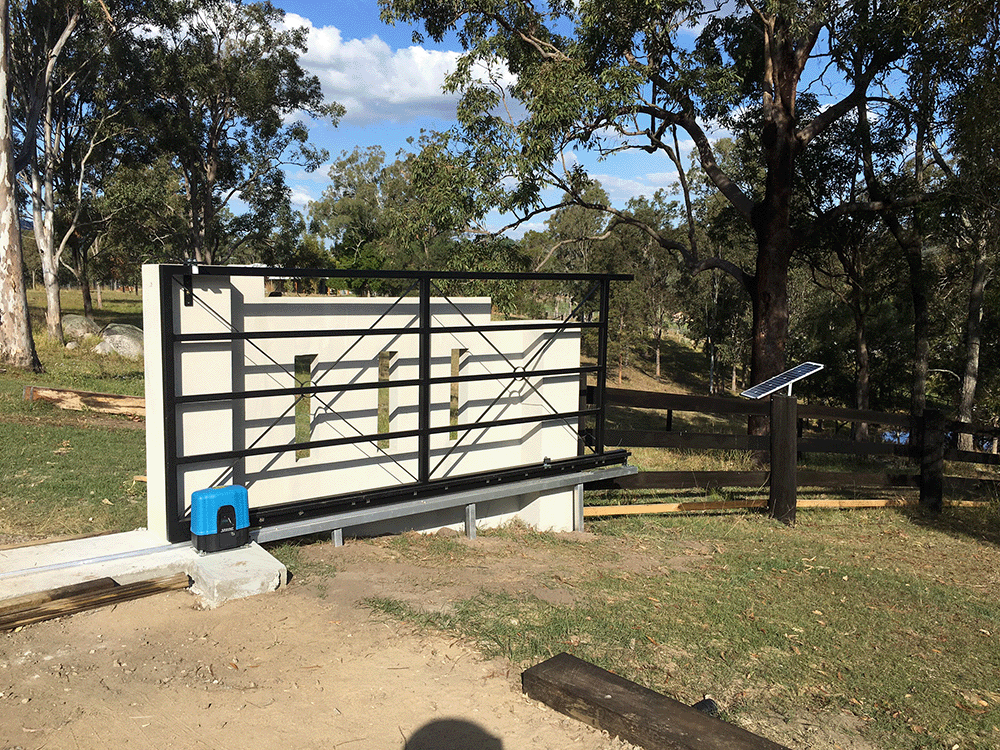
[403,718,503,749]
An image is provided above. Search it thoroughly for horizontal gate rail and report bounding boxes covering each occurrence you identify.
[176,408,603,466]
[173,365,603,405]
[174,320,606,342]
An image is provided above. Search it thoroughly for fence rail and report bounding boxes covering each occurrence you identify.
[594,388,1000,520]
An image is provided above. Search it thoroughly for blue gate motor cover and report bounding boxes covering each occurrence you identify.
[191,485,250,553]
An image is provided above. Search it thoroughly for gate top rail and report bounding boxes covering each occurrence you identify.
[169,263,633,282]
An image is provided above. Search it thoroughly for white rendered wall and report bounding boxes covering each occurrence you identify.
[144,267,581,542]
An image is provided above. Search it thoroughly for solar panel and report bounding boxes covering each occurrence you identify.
[740,362,824,400]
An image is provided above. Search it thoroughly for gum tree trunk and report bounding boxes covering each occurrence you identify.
[957,233,989,451]
[0,0,40,371]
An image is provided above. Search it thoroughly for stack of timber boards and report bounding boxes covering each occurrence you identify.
[0,573,190,631]
[523,652,791,750]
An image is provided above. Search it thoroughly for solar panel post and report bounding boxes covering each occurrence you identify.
[918,409,944,512]
[769,394,797,525]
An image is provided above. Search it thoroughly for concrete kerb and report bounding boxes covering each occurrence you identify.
[0,529,287,610]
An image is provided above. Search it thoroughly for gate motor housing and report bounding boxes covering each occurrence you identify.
[191,485,250,552]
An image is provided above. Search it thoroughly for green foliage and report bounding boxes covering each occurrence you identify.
[308,133,514,289]
[142,0,342,264]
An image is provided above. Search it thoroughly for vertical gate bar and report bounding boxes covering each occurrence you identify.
[160,266,183,542]
[418,275,432,483]
[594,278,611,454]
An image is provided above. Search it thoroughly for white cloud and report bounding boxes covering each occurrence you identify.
[284,13,462,126]
[643,171,681,186]
[500,220,547,240]
[288,186,314,209]
[589,173,658,202]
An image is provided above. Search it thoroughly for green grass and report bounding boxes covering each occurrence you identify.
[0,288,147,539]
[6,288,146,395]
[365,509,1000,749]
[26,287,144,330]
[0,404,147,538]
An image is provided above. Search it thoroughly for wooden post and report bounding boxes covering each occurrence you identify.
[919,409,944,512]
[769,394,797,525]
[523,653,791,750]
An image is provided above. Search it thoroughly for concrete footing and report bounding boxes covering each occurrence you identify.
[188,542,287,608]
[0,529,286,610]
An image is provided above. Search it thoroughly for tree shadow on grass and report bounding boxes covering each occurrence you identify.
[894,502,1000,549]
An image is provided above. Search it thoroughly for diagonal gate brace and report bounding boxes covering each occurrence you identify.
[522,653,791,750]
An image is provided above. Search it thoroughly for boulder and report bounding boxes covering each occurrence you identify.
[96,323,144,359]
[62,314,102,340]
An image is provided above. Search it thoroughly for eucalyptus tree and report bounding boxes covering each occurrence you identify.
[309,145,391,271]
[0,0,39,370]
[537,182,613,274]
[147,0,342,265]
[380,0,922,393]
[614,193,685,381]
[310,134,481,278]
[9,0,141,341]
[940,15,1000,449]
[848,3,1000,422]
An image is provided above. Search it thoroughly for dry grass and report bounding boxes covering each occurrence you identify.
[360,507,1000,750]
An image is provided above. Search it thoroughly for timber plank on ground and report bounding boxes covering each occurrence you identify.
[0,573,190,631]
[584,500,766,517]
[0,577,118,614]
[585,497,988,517]
[23,385,146,417]
[522,652,790,750]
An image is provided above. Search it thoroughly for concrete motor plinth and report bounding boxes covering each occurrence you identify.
[0,529,286,610]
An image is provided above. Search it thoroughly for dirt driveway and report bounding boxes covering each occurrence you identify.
[2,527,878,750]
[1,533,641,750]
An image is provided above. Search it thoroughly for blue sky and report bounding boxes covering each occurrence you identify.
[276,1,685,236]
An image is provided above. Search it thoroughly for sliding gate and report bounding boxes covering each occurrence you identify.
[143,265,630,543]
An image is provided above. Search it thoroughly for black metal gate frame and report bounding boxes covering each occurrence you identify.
[156,265,631,543]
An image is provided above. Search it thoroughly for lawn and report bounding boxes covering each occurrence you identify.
[0,288,147,540]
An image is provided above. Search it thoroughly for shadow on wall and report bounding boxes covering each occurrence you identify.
[403,718,503,749]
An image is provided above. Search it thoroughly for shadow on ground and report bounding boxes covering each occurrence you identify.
[895,502,1000,548]
[403,719,503,749]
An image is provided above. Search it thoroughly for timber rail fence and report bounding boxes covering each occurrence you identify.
[589,388,1000,522]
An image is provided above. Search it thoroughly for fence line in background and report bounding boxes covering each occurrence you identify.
[592,388,1000,521]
